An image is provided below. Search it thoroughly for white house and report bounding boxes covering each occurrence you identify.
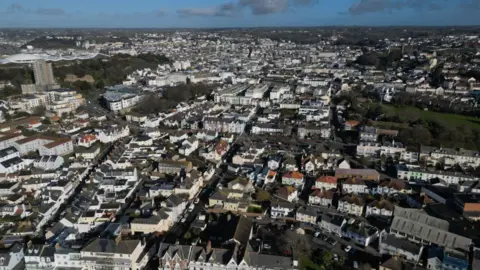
[342,178,369,194]
[80,238,148,270]
[0,242,24,270]
[95,125,130,143]
[270,201,295,219]
[366,200,394,217]
[33,155,64,170]
[337,195,364,216]
[315,176,337,190]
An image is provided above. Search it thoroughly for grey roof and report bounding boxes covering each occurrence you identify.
[390,214,472,251]
[82,239,140,254]
[0,146,18,158]
[382,234,422,255]
[131,215,163,225]
[394,206,449,230]
[171,245,191,260]
[243,252,293,269]
[0,243,22,267]
[297,206,318,217]
[321,214,345,227]
[208,248,233,265]
[166,194,184,207]
[234,216,253,247]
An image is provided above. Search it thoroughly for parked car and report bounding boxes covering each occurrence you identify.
[344,245,352,252]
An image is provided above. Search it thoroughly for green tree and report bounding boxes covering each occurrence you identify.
[41,118,51,125]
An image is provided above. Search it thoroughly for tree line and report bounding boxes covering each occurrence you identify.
[0,53,171,98]
[133,83,214,115]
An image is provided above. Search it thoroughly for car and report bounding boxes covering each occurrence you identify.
[314,232,321,238]
[353,261,359,269]
[344,245,352,252]
[333,254,339,261]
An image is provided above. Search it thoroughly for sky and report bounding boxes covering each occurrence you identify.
[0,0,479,28]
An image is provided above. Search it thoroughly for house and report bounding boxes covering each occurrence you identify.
[0,156,24,173]
[270,201,295,219]
[188,247,237,270]
[342,178,369,194]
[0,242,24,270]
[0,147,20,163]
[296,206,318,225]
[380,257,425,270]
[379,231,424,263]
[38,138,74,156]
[158,244,192,270]
[282,171,305,188]
[360,126,378,142]
[240,251,296,270]
[161,194,187,223]
[179,138,199,156]
[308,188,334,207]
[366,199,394,218]
[375,179,407,195]
[209,190,228,207]
[283,156,298,171]
[453,193,480,221]
[320,214,346,236]
[276,186,298,202]
[77,134,98,148]
[335,168,380,182]
[80,238,147,270]
[24,244,55,270]
[75,143,101,160]
[344,120,360,131]
[130,211,171,234]
[396,166,479,185]
[315,176,337,190]
[155,160,193,174]
[228,177,254,193]
[338,195,364,216]
[95,125,130,143]
[267,155,282,170]
[342,221,379,246]
[33,155,64,170]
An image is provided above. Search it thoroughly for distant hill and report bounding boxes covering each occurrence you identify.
[21,36,78,50]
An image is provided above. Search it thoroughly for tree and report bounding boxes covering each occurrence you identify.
[412,125,432,146]
[95,80,105,89]
[429,66,445,88]
[255,189,271,202]
[32,106,46,116]
[41,118,51,125]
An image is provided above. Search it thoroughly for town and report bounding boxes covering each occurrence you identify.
[0,26,480,270]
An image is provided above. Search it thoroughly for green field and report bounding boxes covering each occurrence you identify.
[378,104,480,130]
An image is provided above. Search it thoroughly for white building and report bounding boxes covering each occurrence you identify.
[33,155,64,170]
[96,125,130,143]
[80,238,148,270]
[103,86,144,113]
[337,195,364,216]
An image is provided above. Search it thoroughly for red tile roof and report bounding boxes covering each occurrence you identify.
[283,171,304,179]
[316,176,337,184]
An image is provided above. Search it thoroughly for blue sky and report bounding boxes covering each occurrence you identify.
[0,0,479,28]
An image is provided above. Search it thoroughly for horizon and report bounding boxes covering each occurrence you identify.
[0,0,479,28]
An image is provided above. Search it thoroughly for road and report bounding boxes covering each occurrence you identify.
[41,141,117,234]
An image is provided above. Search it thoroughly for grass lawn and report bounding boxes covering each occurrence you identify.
[378,104,480,130]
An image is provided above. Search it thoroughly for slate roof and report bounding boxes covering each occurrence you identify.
[391,207,472,251]
[82,239,140,254]
[382,233,422,255]
[242,251,293,268]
